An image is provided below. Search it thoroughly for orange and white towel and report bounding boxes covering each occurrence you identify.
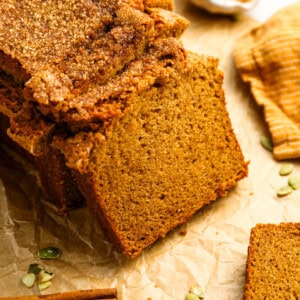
[234,2,300,160]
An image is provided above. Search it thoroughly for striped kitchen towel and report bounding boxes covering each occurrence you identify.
[234,2,300,160]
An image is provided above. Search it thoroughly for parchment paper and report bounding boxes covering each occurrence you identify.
[0,1,299,299]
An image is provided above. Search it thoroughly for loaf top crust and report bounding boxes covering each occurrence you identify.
[0,0,188,129]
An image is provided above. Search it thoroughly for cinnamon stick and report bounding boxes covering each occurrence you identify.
[0,288,118,300]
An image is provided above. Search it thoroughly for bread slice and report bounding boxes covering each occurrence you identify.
[244,223,300,299]
[53,43,248,257]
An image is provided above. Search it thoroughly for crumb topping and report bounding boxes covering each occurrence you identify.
[0,0,158,120]
[0,0,188,141]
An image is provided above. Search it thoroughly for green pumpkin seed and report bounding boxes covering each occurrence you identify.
[28,263,44,275]
[260,135,273,152]
[38,247,62,260]
[288,174,300,190]
[22,273,36,288]
[277,185,293,197]
[185,293,200,300]
[190,286,205,298]
[279,163,294,176]
[38,280,52,291]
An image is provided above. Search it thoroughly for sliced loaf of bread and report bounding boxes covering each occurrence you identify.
[0,0,248,257]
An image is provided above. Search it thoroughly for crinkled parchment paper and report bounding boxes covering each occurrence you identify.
[0,1,299,299]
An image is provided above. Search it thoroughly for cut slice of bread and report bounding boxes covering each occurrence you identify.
[54,48,248,257]
[244,223,300,299]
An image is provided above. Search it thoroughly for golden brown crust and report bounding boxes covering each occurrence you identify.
[147,7,189,38]
[144,0,174,11]
[34,147,85,212]
[0,113,84,212]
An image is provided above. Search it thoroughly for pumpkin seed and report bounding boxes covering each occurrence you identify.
[190,286,205,298]
[22,273,36,288]
[185,293,200,300]
[28,263,44,275]
[277,185,293,197]
[279,163,294,176]
[38,280,52,291]
[39,270,54,283]
[23,264,55,291]
[288,174,300,190]
[260,135,273,152]
[38,247,62,260]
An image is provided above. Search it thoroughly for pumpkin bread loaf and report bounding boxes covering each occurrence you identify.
[0,0,248,257]
[0,0,188,211]
[244,223,300,299]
